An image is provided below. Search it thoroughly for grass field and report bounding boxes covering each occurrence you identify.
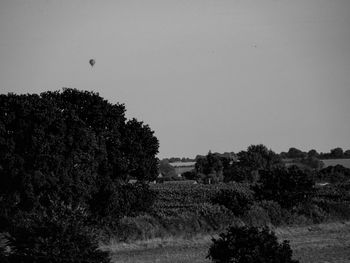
[102,221,350,263]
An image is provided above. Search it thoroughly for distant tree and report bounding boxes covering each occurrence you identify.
[168,157,181,162]
[254,166,314,208]
[345,150,350,157]
[223,164,251,183]
[221,145,283,183]
[286,147,307,159]
[330,147,344,158]
[238,144,283,171]
[195,151,224,183]
[181,157,195,162]
[307,149,319,158]
[211,187,254,216]
[182,170,197,180]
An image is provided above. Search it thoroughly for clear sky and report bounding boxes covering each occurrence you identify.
[1,0,350,158]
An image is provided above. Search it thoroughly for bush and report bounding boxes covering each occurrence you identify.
[211,187,253,216]
[207,226,299,263]
[258,200,284,226]
[196,203,236,232]
[295,202,327,224]
[115,215,165,241]
[317,165,350,184]
[242,204,271,227]
[313,199,350,220]
[6,209,110,263]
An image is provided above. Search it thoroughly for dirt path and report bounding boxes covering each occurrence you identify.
[103,221,350,263]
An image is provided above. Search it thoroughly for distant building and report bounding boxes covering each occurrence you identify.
[169,161,196,176]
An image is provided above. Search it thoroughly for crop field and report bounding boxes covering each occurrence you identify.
[322,159,350,169]
[104,221,350,263]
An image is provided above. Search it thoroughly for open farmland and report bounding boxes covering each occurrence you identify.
[322,159,350,169]
[104,221,350,263]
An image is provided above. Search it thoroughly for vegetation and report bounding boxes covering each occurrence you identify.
[0,89,159,261]
[2,88,350,262]
[317,165,350,183]
[254,166,314,209]
[207,226,299,263]
[280,147,350,160]
[211,187,253,216]
[7,205,110,263]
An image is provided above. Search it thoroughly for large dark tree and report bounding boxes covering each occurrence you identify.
[0,88,159,228]
[286,147,307,159]
[254,166,314,208]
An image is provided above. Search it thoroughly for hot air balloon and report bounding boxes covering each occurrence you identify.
[89,59,95,67]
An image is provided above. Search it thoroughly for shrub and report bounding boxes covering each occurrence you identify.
[6,207,110,263]
[314,199,350,220]
[258,200,284,226]
[295,202,327,224]
[115,215,165,241]
[243,204,271,227]
[196,203,236,232]
[207,226,299,263]
[211,187,253,216]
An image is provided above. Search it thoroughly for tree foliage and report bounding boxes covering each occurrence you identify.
[208,225,299,263]
[286,148,307,159]
[0,89,159,261]
[222,145,283,183]
[7,205,110,263]
[254,166,314,208]
[0,89,159,223]
[211,187,253,216]
[317,165,350,184]
[195,151,225,183]
[238,144,283,171]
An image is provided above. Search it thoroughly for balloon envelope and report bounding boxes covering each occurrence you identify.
[89,59,95,67]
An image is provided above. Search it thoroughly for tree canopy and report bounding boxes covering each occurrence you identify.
[254,166,314,208]
[0,88,159,228]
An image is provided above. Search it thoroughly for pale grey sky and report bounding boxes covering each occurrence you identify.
[1,0,350,158]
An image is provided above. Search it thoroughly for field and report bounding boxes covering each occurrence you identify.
[103,221,350,263]
[322,159,350,169]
